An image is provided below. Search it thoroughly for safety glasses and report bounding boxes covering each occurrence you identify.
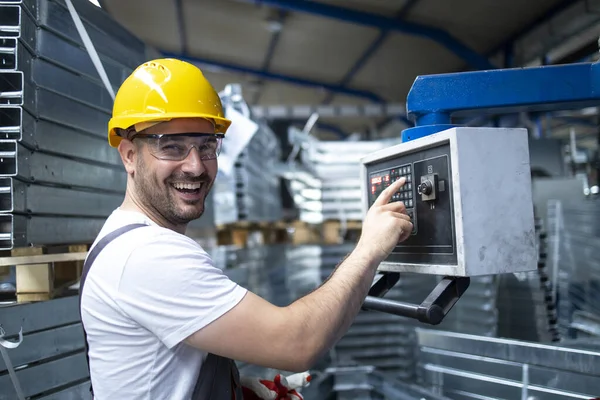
[132,133,224,161]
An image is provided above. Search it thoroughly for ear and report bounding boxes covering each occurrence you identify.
[118,139,137,175]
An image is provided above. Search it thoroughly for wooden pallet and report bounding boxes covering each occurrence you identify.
[322,219,363,244]
[0,245,89,302]
[216,221,289,247]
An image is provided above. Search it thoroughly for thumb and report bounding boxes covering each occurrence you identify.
[284,371,312,389]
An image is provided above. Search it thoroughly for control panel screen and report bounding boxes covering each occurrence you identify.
[366,143,457,265]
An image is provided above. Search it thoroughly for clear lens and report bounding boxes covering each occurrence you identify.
[140,134,223,161]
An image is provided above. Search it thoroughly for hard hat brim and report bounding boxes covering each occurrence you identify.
[108,112,232,148]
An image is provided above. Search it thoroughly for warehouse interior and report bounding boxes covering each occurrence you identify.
[0,0,599,398]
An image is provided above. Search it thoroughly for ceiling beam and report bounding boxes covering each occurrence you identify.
[322,0,421,104]
[246,0,495,70]
[162,51,387,103]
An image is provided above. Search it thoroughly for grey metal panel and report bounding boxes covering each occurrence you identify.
[421,364,594,400]
[37,382,90,400]
[16,2,36,54]
[0,140,17,176]
[13,180,122,216]
[13,214,105,246]
[0,70,23,105]
[35,26,129,88]
[0,323,85,372]
[0,4,21,38]
[0,105,22,140]
[416,329,600,376]
[0,213,12,249]
[0,296,80,335]
[0,352,89,400]
[26,55,114,113]
[0,37,17,70]
[37,0,147,69]
[418,347,600,395]
[17,144,126,192]
[23,87,110,137]
[0,177,12,212]
[21,109,122,166]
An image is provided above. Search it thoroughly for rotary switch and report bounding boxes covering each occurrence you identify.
[419,173,438,201]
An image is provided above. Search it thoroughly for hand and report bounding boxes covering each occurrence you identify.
[241,371,311,400]
[357,177,413,263]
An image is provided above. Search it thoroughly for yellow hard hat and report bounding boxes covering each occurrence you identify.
[107,58,231,147]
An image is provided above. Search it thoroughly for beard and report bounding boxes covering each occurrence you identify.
[135,155,212,225]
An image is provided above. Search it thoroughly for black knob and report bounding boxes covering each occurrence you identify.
[419,180,433,195]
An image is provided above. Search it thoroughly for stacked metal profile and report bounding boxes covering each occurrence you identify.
[547,199,600,340]
[285,129,400,224]
[415,329,600,399]
[495,215,561,343]
[0,0,167,249]
[213,87,282,226]
[214,243,500,383]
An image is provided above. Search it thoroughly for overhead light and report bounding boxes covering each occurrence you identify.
[88,0,101,7]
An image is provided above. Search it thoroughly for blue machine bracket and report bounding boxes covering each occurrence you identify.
[402,62,600,142]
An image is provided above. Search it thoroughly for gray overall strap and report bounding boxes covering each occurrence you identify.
[191,353,243,399]
[79,223,148,397]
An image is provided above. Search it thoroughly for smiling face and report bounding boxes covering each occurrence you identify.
[118,118,219,230]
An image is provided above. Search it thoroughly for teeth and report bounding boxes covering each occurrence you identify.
[172,182,202,190]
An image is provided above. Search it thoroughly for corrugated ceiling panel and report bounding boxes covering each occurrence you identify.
[183,0,273,69]
[407,0,569,53]
[102,0,181,52]
[258,81,326,105]
[269,13,380,83]
[350,33,464,101]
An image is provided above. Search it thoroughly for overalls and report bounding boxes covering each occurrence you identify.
[79,224,243,399]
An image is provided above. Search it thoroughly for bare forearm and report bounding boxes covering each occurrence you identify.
[286,247,380,366]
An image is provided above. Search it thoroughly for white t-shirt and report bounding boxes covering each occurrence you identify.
[80,208,248,399]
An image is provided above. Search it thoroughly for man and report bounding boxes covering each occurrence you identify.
[79,58,413,399]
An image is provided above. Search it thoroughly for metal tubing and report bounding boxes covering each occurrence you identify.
[0,106,21,141]
[0,5,20,38]
[363,296,419,319]
[250,0,495,70]
[0,38,17,70]
[0,71,23,105]
[403,61,600,140]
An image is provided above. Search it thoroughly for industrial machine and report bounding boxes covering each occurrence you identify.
[360,62,600,324]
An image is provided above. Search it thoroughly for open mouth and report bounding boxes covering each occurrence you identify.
[171,182,203,195]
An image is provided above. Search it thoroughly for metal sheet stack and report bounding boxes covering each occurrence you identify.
[0,0,165,249]
[547,199,600,340]
[415,329,600,399]
[213,85,283,225]
[495,215,561,343]
[284,128,400,224]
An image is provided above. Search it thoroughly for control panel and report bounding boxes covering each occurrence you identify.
[360,127,538,277]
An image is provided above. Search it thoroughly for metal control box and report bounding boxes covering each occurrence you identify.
[360,127,538,277]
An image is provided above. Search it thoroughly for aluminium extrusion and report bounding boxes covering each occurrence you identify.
[416,329,600,398]
[12,179,122,217]
[12,213,106,247]
[37,0,147,70]
[0,37,17,70]
[0,4,21,38]
[0,70,23,106]
[22,87,110,137]
[21,109,122,167]
[0,105,21,141]
[20,50,114,113]
[16,143,127,192]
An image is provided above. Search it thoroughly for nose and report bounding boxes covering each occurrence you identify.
[180,147,206,175]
